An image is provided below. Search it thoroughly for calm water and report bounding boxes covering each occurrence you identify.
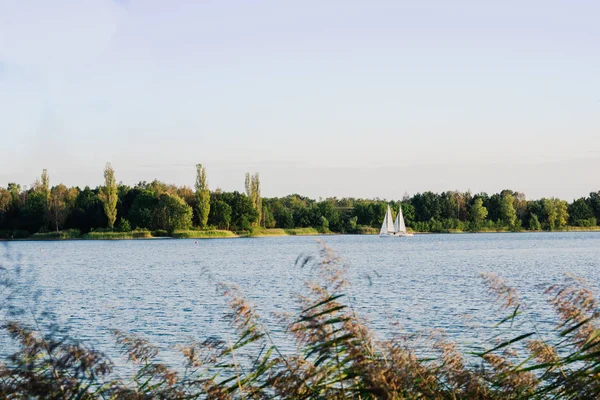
[2,232,600,365]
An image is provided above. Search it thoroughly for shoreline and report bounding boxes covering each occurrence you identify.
[2,227,600,241]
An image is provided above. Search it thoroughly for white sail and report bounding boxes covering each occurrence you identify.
[379,204,412,238]
[379,209,389,234]
[381,205,394,234]
[387,206,395,233]
[395,206,407,234]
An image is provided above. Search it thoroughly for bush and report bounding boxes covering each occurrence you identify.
[11,230,30,239]
[151,229,170,237]
[116,218,131,232]
[573,217,597,227]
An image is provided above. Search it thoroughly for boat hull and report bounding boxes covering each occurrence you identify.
[379,232,414,238]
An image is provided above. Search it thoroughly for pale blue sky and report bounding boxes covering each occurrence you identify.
[1,0,598,200]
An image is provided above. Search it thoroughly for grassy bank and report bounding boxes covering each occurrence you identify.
[30,229,82,240]
[82,229,152,239]
[3,226,600,241]
[356,225,379,235]
[563,225,600,231]
[244,227,322,237]
[170,229,237,239]
[247,227,288,237]
[283,227,320,235]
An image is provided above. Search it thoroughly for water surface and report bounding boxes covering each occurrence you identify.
[2,232,599,365]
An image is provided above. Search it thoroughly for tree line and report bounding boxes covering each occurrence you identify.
[0,164,599,238]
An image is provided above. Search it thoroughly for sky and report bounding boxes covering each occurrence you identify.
[0,0,598,200]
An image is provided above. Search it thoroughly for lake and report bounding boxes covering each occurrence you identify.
[2,232,600,366]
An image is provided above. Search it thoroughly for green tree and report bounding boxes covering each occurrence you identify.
[499,193,517,228]
[469,198,488,231]
[589,191,600,224]
[208,200,232,229]
[555,199,568,229]
[273,203,294,228]
[129,190,158,229]
[99,162,118,229]
[49,184,77,232]
[68,187,105,233]
[568,198,593,226]
[21,190,47,233]
[262,205,276,228]
[7,183,21,204]
[195,164,210,228]
[0,188,11,226]
[218,191,258,230]
[542,198,558,230]
[154,193,193,233]
[528,213,541,230]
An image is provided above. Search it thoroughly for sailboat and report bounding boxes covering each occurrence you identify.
[379,205,413,237]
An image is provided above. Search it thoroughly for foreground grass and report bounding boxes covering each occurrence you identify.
[3,244,600,398]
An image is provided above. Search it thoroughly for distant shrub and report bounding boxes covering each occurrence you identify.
[116,218,131,232]
[573,217,597,227]
[151,229,170,237]
[11,230,31,239]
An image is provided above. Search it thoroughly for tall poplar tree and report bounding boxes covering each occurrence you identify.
[34,169,51,230]
[99,162,118,229]
[245,172,262,226]
[499,192,517,228]
[253,173,262,226]
[195,163,210,228]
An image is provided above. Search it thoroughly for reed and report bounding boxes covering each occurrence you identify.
[171,229,237,238]
[283,227,320,236]
[247,228,288,237]
[2,245,600,398]
[30,229,82,239]
[357,225,379,235]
